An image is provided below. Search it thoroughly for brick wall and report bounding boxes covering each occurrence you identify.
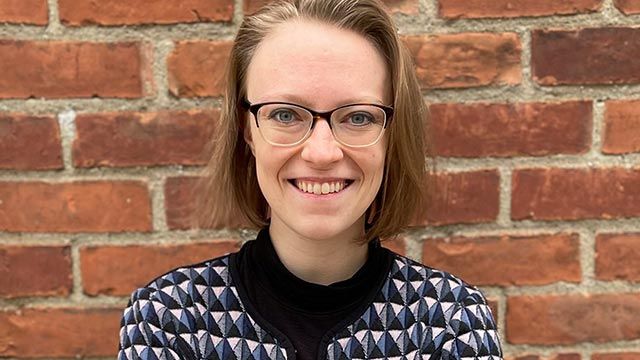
[1,0,639,358]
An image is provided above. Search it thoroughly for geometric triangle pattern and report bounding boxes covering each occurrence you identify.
[326,256,503,359]
[118,256,288,360]
[118,254,503,359]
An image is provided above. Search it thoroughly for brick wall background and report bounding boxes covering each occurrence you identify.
[1,0,639,358]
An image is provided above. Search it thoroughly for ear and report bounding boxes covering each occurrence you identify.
[243,116,256,155]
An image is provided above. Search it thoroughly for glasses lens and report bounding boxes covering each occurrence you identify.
[332,105,386,146]
[257,104,312,145]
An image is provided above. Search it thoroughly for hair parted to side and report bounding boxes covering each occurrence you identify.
[193,0,434,244]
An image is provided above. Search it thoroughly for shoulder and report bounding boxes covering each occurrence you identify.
[119,253,237,356]
[386,251,489,306]
[385,253,502,356]
[125,252,234,310]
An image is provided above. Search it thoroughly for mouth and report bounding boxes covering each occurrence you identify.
[287,179,355,195]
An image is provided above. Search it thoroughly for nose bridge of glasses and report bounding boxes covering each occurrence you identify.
[310,109,333,126]
[308,113,335,141]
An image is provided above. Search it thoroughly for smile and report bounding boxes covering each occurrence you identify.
[288,179,354,195]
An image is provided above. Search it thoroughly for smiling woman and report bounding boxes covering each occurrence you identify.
[117,1,503,359]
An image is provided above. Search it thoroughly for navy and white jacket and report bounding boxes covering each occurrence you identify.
[118,249,503,360]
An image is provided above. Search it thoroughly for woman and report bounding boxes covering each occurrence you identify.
[118,0,503,359]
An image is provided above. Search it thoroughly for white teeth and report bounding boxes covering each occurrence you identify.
[295,180,349,195]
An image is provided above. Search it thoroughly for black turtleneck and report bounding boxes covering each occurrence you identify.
[230,227,393,360]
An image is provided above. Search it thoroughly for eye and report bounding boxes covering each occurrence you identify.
[269,108,298,123]
[346,112,374,126]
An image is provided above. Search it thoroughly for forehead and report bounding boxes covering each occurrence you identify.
[246,19,391,107]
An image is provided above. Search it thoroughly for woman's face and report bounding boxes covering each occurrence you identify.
[244,19,391,242]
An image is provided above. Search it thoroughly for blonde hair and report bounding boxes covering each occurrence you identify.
[193,0,432,244]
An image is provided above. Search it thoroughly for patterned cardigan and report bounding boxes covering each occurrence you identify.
[118,252,503,360]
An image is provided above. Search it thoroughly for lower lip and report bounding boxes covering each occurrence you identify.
[288,180,353,200]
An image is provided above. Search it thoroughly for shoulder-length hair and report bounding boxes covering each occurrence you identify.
[193,0,432,244]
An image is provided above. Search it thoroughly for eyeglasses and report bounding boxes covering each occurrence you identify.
[241,99,394,148]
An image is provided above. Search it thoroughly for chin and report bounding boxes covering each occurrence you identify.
[287,217,363,242]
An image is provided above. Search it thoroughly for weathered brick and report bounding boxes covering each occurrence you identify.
[0,41,151,99]
[512,168,640,221]
[412,170,500,226]
[593,353,640,360]
[614,0,640,14]
[165,176,252,230]
[0,0,47,25]
[430,101,592,157]
[0,181,152,233]
[507,294,640,344]
[439,0,602,18]
[165,177,200,230]
[0,246,72,298]
[59,0,233,26]
[596,233,640,282]
[0,114,62,170]
[81,240,240,296]
[243,0,418,14]
[532,28,640,85]
[603,100,640,154]
[382,0,419,14]
[403,33,521,89]
[0,307,120,357]
[423,233,581,286]
[168,41,232,98]
[509,354,581,360]
[243,0,270,13]
[72,109,217,168]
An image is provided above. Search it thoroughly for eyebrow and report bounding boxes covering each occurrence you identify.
[254,93,386,108]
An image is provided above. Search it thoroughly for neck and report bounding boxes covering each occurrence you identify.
[268,218,369,286]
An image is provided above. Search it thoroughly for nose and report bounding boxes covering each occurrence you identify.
[300,118,343,166]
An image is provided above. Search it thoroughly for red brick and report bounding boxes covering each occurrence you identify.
[81,240,240,296]
[430,101,592,157]
[403,33,521,89]
[168,41,232,98]
[382,0,419,14]
[596,233,640,282]
[59,0,233,26]
[423,233,581,286]
[512,168,640,221]
[0,114,62,170]
[532,28,640,85]
[507,293,640,344]
[0,181,151,233]
[614,0,640,14]
[0,0,47,25]
[593,353,640,360]
[439,0,602,18]
[603,100,640,154]
[72,109,217,168]
[243,0,418,14]
[165,176,252,230]
[0,246,72,298]
[509,354,581,360]
[0,41,151,99]
[0,307,120,357]
[412,170,500,226]
[243,0,274,13]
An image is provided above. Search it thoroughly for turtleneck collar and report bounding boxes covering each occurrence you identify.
[244,226,390,315]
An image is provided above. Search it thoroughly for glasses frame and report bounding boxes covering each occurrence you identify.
[241,99,394,148]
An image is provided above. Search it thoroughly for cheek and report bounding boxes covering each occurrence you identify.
[371,145,387,174]
[253,144,294,185]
